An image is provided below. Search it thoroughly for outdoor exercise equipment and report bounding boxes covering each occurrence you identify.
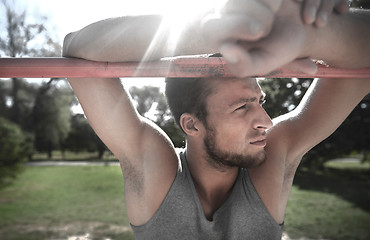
[1,56,370,78]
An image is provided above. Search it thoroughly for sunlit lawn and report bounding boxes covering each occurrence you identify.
[284,160,370,240]
[0,156,369,240]
[0,165,134,240]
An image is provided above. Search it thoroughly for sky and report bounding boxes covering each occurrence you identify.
[1,0,217,113]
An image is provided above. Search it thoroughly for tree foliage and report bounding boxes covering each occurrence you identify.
[129,85,185,147]
[0,0,62,125]
[0,0,61,58]
[259,78,312,118]
[0,117,32,184]
[260,78,370,168]
[351,0,370,9]
[0,1,76,163]
[32,80,74,158]
[64,114,108,159]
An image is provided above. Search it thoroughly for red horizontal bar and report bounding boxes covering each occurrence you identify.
[0,57,370,78]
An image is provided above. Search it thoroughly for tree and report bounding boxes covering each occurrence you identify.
[0,1,77,161]
[129,86,185,147]
[0,80,9,117]
[0,117,32,184]
[32,80,74,159]
[63,114,108,159]
[0,0,62,126]
[0,0,61,58]
[351,0,370,9]
[259,78,312,118]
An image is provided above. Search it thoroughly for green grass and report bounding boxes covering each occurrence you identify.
[0,159,369,240]
[284,160,370,240]
[0,165,134,240]
[285,187,370,240]
[325,160,370,171]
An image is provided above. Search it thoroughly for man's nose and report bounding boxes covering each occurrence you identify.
[253,106,273,130]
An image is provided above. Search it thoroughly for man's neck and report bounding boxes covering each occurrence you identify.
[185,148,239,220]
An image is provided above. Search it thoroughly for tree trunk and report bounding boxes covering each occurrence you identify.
[47,142,53,159]
[98,149,105,159]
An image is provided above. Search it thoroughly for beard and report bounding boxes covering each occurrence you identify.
[203,124,266,172]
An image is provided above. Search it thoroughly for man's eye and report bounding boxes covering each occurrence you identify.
[235,104,247,111]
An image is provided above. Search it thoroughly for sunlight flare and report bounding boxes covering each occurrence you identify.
[136,0,225,75]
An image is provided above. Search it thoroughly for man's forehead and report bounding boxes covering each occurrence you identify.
[205,78,264,107]
[206,77,261,94]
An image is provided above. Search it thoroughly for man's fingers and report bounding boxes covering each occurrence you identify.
[302,0,321,24]
[315,0,334,27]
[220,43,249,77]
[298,0,349,27]
[220,43,258,77]
[220,43,278,77]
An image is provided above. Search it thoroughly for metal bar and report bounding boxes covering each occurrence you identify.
[1,57,370,78]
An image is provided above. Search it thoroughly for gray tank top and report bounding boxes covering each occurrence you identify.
[131,151,283,239]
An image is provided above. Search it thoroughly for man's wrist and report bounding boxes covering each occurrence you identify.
[298,23,317,60]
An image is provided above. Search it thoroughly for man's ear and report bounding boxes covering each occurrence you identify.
[180,113,201,136]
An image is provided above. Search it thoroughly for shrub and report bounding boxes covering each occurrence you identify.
[0,117,32,183]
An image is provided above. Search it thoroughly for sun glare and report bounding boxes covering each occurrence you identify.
[159,0,224,17]
[138,0,225,65]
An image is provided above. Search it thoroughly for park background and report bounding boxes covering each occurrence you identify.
[0,0,369,239]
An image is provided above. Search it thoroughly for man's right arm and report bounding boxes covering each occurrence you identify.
[66,76,178,226]
[62,15,208,62]
[62,0,286,63]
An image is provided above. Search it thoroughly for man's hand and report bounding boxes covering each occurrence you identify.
[219,3,311,77]
[201,0,283,62]
[201,0,350,77]
[297,0,350,27]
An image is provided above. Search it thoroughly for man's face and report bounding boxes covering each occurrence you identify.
[201,78,273,171]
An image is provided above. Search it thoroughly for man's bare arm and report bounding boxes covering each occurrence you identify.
[207,1,370,77]
[271,78,370,169]
[62,0,348,68]
[67,77,178,226]
[302,8,370,68]
[252,78,370,224]
[62,15,214,62]
[201,0,351,76]
[62,0,289,62]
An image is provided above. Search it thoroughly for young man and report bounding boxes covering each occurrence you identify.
[63,0,370,239]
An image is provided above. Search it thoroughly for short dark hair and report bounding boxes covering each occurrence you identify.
[165,78,214,132]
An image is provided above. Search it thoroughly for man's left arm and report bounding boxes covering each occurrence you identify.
[215,0,370,77]
[272,78,370,169]
[259,78,370,223]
